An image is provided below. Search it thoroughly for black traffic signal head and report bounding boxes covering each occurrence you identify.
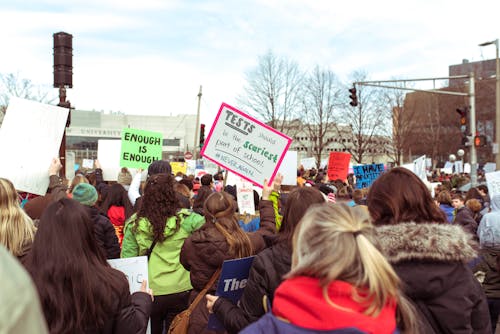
[349,87,358,107]
[199,123,206,148]
[53,32,73,88]
[474,135,487,147]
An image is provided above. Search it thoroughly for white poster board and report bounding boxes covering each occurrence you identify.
[98,139,121,181]
[236,179,256,215]
[464,163,471,174]
[300,157,316,170]
[486,171,500,198]
[108,256,150,334]
[0,97,69,195]
[201,103,292,187]
[82,159,94,169]
[277,151,297,186]
[454,161,464,174]
[413,155,427,182]
[65,151,76,182]
[484,162,497,173]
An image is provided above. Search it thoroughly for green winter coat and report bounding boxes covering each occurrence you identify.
[121,209,205,296]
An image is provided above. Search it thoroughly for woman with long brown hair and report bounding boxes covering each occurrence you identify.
[0,177,36,260]
[180,178,278,333]
[24,198,152,334]
[367,167,490,333]
[121,173,205,334]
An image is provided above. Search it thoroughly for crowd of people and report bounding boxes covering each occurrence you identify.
[1,157,500,334]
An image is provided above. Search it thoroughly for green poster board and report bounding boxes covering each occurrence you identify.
[120,128,163,169]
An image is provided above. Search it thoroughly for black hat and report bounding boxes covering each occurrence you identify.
[148,160,172,177]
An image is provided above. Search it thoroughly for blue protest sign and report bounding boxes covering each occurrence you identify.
[353,163,384,189]
[207,256,255,330]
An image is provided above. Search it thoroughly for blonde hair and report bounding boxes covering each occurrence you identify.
[204,192,253,258]
[68,175,89,193]
[0,178,36,257]
[288,203,420,332]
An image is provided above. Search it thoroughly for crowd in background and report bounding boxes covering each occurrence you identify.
[2,158,500,334]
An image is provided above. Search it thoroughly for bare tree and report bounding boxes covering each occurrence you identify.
[237,50,303,135]
[0,72,56,126]
[300,66,341,168]
[334,71,386,164]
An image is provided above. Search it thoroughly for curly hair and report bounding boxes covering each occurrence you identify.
[136,173,180,242]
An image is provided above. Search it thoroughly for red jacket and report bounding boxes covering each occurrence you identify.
[272,277,397,334]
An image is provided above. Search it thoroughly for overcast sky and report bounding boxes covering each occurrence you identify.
[1,0,499,126]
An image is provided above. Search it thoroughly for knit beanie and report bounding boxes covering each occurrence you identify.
[72,183,98,206]
[148,160,172,177]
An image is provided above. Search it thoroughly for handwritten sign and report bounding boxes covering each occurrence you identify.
[120,128,162,169]
[300,157,316,170]
[353,163,384,189]
[201,103,292,187]
[170,162,187,176]
[207,256,255,330]
[327,152,351,181]
[236,179,255,215]
[0,98,69,195]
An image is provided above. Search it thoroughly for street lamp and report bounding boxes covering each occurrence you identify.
[479,39,499,170]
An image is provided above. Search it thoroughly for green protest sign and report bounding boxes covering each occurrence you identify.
[120,128,163,169]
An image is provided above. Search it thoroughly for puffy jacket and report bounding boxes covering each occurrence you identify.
[85,206,121,259]
[474,248,500,299]
[180,200,276,334]
[376,222,491,334]
[454,206,478,237]
[121,209,205,296]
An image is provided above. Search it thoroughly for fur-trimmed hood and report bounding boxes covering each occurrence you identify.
[375,222,477,264]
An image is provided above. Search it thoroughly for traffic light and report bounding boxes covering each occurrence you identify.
[199,123,205,148]
[53,32,73,88]
[456,106,468,133]
[349,87,358,107]
[474,135,487,147]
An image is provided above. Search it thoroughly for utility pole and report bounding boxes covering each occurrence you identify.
[468,72,478,186]
[193,85,202,159]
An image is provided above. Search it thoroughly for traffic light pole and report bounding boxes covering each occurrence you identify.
[469,72,478,186]
[193,85,202,160]
[355,73,479,187]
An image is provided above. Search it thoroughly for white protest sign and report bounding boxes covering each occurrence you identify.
[98,139,121,181]
[484,162,497,173]
[464,163,471,174]
[413,155,427,182]
[82,159,94,169]
[65,151,76,181]
[0,97,69,195]
[277,150,298,186]
[108,256,150,334]
[300,157,316,170]
[201,103,292,187]
[236,179,255,215]
[486,171,500,198]
[186,159,196,176]
[454,161,464,174]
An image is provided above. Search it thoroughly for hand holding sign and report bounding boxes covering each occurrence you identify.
[140,279,154,301]
[206,294,218,314]
[262,173,283,200]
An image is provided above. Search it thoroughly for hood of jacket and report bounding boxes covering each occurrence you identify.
[490,194,500,212]
[131,208,198,239]
[375,222,477,264]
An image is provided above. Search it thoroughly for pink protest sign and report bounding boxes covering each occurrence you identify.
[201,103,292,187]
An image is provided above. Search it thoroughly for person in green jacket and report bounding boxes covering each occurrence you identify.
[121,173,205,334]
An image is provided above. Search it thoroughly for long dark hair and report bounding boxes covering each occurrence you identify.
[136,173,180,242]
[192,185,213,215]
[204,192,253,258]
[277,187,325,249]
[24,198,128,334]
[367,167,447,225]
[100,183,133,219]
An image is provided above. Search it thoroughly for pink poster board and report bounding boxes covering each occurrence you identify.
[201,103,292,187]
[327,151,351,181]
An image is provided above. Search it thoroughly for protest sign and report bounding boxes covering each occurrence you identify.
[0,97,69,195]
[236,179,255,215]
[464,163,471,174]
[207,256,255,330]
[98,139,121,181]
[300,157,316,170]
[201,103,292,187]
[353,163,384,189]
[170,162,187,176]
[327,152,351,181]
[486,171,500,198]
[413,155,427,182]
[108,256,150,334]
[484,162,497,173]
[120,128,162,169]
[82,159,94,169]
[65,151,76,181]
[186,159,196,175]
[277,150,297,186]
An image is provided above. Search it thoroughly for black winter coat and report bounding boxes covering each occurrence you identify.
[212,241,291,334]
[454,206,478,237]
[180,200,276,334]
[376,222,491,334]
[85,206,121,259]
